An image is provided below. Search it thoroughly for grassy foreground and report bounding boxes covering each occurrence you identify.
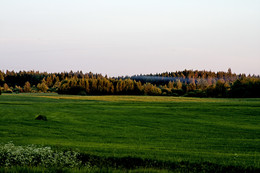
[0,93,259,171]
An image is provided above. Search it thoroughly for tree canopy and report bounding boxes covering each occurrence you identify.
[0,69,259,98]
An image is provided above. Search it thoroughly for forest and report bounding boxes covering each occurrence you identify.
[0,69,260,98]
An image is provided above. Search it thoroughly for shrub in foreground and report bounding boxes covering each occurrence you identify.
[0,142,81,168]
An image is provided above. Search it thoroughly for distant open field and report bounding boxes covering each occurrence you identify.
[0,93,259,171]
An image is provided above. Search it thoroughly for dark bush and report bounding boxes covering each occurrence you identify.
[12,88,20,94]
[229,79,260,98]
[35,115,47,121]
[47,87,58,93]
[171,89,185,96]
[77,90,87,95]
[2,90,12,93]
[58,86,86,95]
[184,90,206,97]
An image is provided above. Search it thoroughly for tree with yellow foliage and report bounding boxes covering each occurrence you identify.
[23,81,31,92]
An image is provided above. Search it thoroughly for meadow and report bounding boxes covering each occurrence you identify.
[0,93,259,172]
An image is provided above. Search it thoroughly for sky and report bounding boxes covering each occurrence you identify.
[1,0,260,76]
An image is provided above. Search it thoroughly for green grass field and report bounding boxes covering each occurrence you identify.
[0,93,259,171]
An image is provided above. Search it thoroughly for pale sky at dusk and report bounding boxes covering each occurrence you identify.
[1,0,260,76]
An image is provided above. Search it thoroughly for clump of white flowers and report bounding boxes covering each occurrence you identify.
[0,142,81,167]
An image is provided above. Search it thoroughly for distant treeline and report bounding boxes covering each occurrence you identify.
[0,69,260,98]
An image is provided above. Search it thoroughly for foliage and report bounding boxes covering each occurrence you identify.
[0,69,260,97]
[37,82,48,93]
[229,78,260,98]
[23,81,31,93]
[0,142,81,168]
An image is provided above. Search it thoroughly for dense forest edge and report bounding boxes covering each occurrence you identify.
[0,69,260,98]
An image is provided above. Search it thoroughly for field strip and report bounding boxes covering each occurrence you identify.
[34,95,230,103]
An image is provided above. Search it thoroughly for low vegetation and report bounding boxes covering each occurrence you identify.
[0,142,81,168]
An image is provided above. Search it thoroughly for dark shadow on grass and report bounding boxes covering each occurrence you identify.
[78,153,259,173]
